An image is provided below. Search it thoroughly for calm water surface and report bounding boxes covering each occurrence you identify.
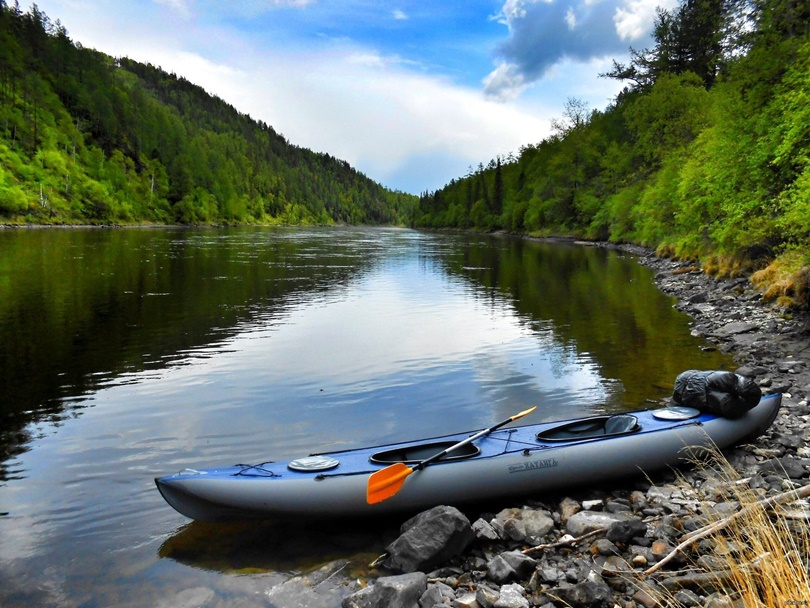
[0,227,730,606]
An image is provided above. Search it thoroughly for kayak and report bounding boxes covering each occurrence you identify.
[155,393,781,522]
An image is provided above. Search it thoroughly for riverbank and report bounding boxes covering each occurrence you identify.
[330,247,810,608]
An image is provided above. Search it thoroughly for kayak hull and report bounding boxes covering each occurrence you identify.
[155,393,781,522]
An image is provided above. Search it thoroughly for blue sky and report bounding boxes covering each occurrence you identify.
[33,0,675,193]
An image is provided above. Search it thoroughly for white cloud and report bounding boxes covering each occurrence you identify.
[346,51,389,68]
[495,0,551,26]
[565,7,577,29]
[227,46,550,190]
[482,61,528,102]
[614,0,677,41]
[485,0,669,100]
[392,9,408,20]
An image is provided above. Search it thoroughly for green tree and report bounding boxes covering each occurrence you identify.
[604,0,737,90]
[0,3,416,225]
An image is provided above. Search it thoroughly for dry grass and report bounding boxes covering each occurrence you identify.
[701,254,766,279]
[711,481,810,605]
[656,243,810,308]
[751,250,810,308]
[656,243,679,259]
[639,450,810,607]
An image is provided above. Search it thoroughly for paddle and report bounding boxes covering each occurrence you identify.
[366,405,537,504]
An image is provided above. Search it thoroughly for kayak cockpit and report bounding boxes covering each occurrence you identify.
[537,414,640,442]
[370,441,481,465]
[370,414,642,464]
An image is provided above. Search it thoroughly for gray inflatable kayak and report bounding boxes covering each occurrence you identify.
[155,392,781,522]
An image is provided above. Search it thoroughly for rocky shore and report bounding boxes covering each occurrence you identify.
[268,249,810,608]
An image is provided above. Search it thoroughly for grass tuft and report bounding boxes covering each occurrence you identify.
[751,250,810,308]
[638,448,810,607]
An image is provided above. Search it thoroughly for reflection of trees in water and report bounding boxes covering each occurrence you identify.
[0,228,380,482]
[159,519,391,574]
[435,237,732,407]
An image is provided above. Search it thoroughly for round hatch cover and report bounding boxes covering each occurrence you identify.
[288,455,340,472]
[652,406,701,420]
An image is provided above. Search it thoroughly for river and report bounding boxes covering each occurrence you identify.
[0,226,730,607]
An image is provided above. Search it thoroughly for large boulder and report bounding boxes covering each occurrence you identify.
[381,505,475,573]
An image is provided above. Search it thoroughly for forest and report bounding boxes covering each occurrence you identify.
[2,1,808,305]
[0,2,416,225]
[414,0,810,307]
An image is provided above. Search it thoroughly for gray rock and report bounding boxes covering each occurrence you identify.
[452,592,480,608]
[565,510,636,537]
[654,514,682,541]
[651,540,683,566]
[493,507,554,543]
[486,550,537,584]
[548,580,613,608]
[631,589,660,608]
[558,497,581,526]
[757,456,810,479]
[472,518,500,542]
[342,573,427,608]
[383,505,475,573]
[493,583,529,608]
[673,589,703,607]
[475,585,500,608]
[593,555,633,578]
[419,583,451,608]
[658,570,735,594]
[605,517,647,544]
[714,321,758,337]
[698,479,734,501]
[735,365,768,377]
[591,538,620,556]
[629,490,648,510]
[704,592,744,608]
[539,566,563,584]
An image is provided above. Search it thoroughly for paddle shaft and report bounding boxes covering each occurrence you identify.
[366,405,537,503]
[415,421,512,471]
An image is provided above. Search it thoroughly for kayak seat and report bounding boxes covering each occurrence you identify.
[605,414,639,435]
[536,414,640,442]
[370,441,481,465]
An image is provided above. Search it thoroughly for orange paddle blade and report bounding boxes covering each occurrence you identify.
[366,462,414,504]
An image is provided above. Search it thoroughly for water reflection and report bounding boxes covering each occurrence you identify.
[0,227,392,479]
[435,237,717,406]
[159,520,391,574]
[0,227,732,607]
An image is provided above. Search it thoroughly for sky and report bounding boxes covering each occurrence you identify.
[32,0,676,194]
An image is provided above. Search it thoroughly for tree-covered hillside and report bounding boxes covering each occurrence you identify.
[0,2,416,225]
[414,0,810,306]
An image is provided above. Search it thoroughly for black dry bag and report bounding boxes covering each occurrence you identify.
[673,370,762,419]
